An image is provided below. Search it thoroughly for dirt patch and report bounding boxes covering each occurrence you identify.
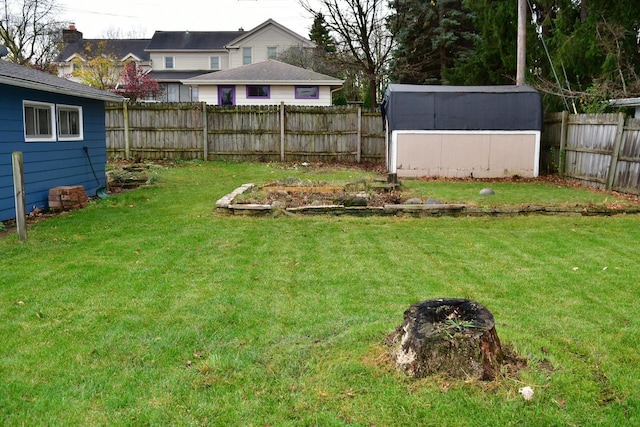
[0,208,65,238]
[233,177,404,208]
[106,161,161,193]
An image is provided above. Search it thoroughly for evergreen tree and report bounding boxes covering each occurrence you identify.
[537,0,640,110]
[445,0,520,86]
[309,13,336,54]
[388,0,477,84]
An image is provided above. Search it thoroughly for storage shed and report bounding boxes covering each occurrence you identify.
[381,84,543,178]
[0,59,122,222]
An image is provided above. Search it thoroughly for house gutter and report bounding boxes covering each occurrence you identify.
[182,79,345,86]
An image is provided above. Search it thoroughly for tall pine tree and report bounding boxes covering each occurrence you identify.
[309,13,337,54]
[389,0,476,84]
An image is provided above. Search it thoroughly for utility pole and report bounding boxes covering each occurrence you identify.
[516,0,527,85]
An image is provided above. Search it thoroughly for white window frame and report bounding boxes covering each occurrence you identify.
[267,46,278,60]
[164,56,175,69]
[242,47,252,65]
[209,56,220,70]
[56,104,84,141]
[23,101,56,142]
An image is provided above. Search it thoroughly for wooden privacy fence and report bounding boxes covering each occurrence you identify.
[543,112,640,195]
[105,102,386,163]
[105,103,640,195]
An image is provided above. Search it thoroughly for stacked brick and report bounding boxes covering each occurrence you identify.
[48,186,88,212]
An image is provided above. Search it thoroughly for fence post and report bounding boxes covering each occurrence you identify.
[202,102,208,161]
[123,101,130,160]
[12,152,27,241]
[606,112,626,191]
[559,110,569,177]
[280,102,285,162]
[356,107,362,163]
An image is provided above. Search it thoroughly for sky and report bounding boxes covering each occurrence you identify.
[57,0,317,39]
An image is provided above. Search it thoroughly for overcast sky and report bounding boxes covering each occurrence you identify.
[58,0,316,39]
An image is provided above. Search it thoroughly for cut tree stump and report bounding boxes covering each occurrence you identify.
[389,298,503,380]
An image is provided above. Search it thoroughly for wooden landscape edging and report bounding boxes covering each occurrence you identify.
[214,183,640,217]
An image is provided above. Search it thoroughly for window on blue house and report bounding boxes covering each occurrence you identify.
[24,101,55,142]
[57,105,83,140]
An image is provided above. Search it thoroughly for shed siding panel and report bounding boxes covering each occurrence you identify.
[395,132,539,178]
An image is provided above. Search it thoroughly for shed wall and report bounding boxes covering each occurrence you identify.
[0,84,107,221]
[393,131,540,178]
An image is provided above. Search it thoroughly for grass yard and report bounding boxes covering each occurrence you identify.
[1,161,639,426]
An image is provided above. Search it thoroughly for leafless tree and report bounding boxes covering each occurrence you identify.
[299,0,393,106]
[100,25,149,39]
[0,0,64,68]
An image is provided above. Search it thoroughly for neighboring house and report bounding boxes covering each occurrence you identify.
[184,59,343,106]
[54,19,316,103]
[54,25,152,83]
[0,59,123,221]
[146,19,315,102]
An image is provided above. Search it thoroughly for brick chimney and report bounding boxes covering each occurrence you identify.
[62,24,83,45]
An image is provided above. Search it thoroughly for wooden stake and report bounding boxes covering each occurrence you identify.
[12,151,27,241]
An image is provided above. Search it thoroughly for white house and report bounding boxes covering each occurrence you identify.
[184,60,344,106]
[54,19,317,103]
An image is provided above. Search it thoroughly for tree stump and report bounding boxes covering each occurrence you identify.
[389,298,503,380]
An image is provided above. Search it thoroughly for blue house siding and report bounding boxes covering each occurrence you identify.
[0,84,109,221]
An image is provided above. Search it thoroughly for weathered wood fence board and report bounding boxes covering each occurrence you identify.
[106,102,385,163]
[544,112,640,195]
[106,103,640,194]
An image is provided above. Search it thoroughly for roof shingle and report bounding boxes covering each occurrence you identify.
[188,60,343,83]
[146,31,245,50]
[55,39,151,62]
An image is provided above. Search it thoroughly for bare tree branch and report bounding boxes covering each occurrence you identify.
[299,0,393,105]
[1,0,63,68]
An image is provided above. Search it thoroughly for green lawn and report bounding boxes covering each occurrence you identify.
[1,161,639,426]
